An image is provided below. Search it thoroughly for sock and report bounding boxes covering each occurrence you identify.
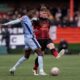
[33,64,38,70]
[33,57,38,70]
[38,56,44,73]
[13,56,27,69]
[51,49,58,57]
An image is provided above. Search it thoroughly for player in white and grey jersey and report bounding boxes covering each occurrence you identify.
[2,9,47,76]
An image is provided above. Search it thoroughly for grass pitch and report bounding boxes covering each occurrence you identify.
[0,54,80,80]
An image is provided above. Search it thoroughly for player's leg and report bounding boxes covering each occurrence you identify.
[32,39,46,75]
[35,48,47,75]
[46,39,58,57]
[30,37,47,75]
[9,44,31,75]
[47,39,65,59]
[33,57,39,75]
[33,39,59,74]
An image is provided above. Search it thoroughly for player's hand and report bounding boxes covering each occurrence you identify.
[1,24,5,26]
[0,24,6,27]
[0,24,3,27]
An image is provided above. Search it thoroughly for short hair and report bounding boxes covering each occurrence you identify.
[27,9,38,18]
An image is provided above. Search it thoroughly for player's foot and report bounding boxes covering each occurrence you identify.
[56,49,65,59]
[59,49,65,56]
[39,71,47,76]
[9,67,16,76]
[33,69,39,76]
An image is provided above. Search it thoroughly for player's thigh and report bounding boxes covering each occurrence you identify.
[27,38,41,50]
[25,44,29,50]
[47,39,55,49]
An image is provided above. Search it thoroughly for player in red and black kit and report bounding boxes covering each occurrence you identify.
[32,7,65,75]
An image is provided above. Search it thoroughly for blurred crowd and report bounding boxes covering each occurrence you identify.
[0,4,79,54]
[0,4,80,27]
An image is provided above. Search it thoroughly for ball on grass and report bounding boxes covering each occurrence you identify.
[50,67,60,76]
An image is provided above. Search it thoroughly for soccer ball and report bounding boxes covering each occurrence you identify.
[50,67,60,76]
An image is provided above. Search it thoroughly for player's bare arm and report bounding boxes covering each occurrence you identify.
[1,18,22,26]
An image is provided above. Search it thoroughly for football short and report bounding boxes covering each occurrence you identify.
[24,37,41,50]
[38,39,53,51]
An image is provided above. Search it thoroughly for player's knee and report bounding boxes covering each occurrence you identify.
[24,50,31,59]
[24,54,30,59]
[35,48,43,56]
[47,43,55,50]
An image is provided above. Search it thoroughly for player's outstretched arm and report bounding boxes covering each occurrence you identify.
[2,18,21,26]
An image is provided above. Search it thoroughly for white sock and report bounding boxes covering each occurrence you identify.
[38,56,44,73]
[12,56,27,69]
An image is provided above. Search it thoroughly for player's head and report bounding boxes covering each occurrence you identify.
[27,9,39,19]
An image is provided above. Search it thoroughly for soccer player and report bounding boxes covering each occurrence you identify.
[2,9,47,76]
[32,7,65,75]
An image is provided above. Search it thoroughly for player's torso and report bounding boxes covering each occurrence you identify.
[34,18,50,39]
[21,16,34,38]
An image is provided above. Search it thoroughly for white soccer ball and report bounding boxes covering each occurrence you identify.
[50,67,60,76]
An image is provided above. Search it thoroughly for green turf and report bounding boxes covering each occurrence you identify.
[0,54,80,80]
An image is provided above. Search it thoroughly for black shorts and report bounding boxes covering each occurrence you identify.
[38,39,53,51]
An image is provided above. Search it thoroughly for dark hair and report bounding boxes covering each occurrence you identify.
[27,9,37,19]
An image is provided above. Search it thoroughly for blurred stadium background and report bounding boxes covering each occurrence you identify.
[0,0,80,54]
